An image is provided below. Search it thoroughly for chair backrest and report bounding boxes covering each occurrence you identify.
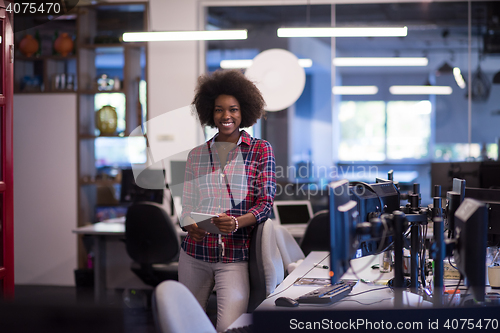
[299,209,330,257]
[125,202,180,265]
[247,219,284,312]
[152,280,216,333]
[274,224,305,273]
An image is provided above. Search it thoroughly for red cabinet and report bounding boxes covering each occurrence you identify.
[0,1,14,298]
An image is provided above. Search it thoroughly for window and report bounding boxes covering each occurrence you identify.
[339,100,431,161]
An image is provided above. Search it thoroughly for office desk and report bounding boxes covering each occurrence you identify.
[73,217,186,302]
[257,251,401,311]
[253,252,500,333]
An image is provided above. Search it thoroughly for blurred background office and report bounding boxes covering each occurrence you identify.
[11,0,500,298]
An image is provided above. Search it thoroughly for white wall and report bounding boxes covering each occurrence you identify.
[13,94,78,286]
[147,0,203,151]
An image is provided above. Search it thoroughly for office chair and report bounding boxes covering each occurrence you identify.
[152,280,216,333]
[125,202,180,287]
[299,210,330,257]
[274,224,305,275]
[247,219,284,312]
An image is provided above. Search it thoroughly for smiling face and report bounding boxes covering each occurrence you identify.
[213,94,242,142]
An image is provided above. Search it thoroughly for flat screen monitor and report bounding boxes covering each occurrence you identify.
[480,162,500,189]
[349,181,400,228]
[120,168,164,204]
[446,178,466,238]
[465,187,500,246]
[329,179,396,284]
[272,200,313,227]
[453,198,488,302]
[328,179,352,284]
[431,162,481,198]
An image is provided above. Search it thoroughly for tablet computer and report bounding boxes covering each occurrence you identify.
[190,212,228,235]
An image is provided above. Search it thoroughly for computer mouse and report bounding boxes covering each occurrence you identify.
[275,296,299,307]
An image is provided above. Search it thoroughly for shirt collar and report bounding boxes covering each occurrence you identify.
[209,130,251,148]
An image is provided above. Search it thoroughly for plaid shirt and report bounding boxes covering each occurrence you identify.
[180,130,276,263]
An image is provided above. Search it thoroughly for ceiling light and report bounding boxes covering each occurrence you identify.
[220,59,254,69]
[220,58,313,69]
[298,59,313,68]
[389,85,453,95]
[332,86,378,95]
[453,67,466,89]
[277,26,407,38]
[333,57,428,67]
[123,30,247,42]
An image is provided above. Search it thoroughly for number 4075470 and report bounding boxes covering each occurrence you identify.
[6,2,61,15]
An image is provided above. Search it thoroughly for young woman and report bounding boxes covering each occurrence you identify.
[179,69,276,331]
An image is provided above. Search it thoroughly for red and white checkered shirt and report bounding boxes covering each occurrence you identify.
[180,130,276,263]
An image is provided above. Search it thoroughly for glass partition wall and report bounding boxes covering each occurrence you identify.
[203,1,500,207]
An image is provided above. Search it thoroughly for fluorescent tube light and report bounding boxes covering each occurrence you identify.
[298,59,313,68]
[389,85,453,95]
[277,26,407,38]
[332,86,378,95]
[220,59,254,69]
[453,67,466,89]
[220,58,313,69]
[333,57,428,67]
[123,30,247,42]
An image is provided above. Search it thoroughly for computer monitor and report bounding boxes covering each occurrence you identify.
[349,181,400,223]
[431,162,481,198]
[120,168,164,204]
[446,178,466,238]
[453,198,489,302]
[272,200,313,227]
[329,179,399,284]
[348,181,399,256]
[480,161,500,189]
[465,187,500,247]
[328,179,352,284]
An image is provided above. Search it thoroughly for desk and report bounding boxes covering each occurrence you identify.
[257,251,404,311]
[72,217,186,302]
[252,252,500,333]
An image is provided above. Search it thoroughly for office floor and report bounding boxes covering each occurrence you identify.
[9,285,218,333]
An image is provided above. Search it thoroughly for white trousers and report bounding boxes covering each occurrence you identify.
[178,249,250,332]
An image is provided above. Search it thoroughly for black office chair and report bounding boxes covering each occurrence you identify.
[299,210,330,257]
[125,201,180,286]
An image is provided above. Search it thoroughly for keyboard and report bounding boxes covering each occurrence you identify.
[296,280,357,305]
[225,324,253,333]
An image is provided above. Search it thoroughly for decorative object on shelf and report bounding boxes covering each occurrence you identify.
[97,74,115,91]
[52,73,76,91]
[53,32,74,57]
[96,105,118,135]
[19,34,39,57]
[20,75,43,92]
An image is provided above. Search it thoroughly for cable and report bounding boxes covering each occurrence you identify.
[447,276,463,307]
[350,218,392,278]
[340,298,393,306]
[349,181,385,215]
[448,257,458,270]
